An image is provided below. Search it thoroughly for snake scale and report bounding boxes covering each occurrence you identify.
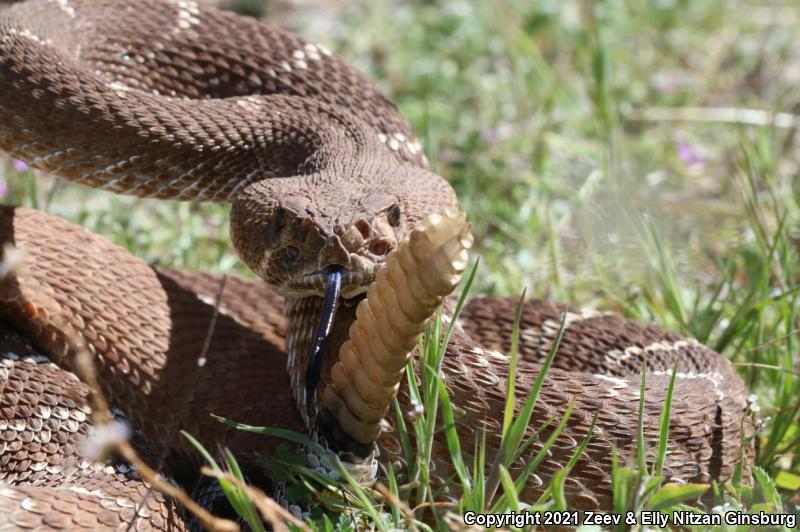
[0,0,755,528]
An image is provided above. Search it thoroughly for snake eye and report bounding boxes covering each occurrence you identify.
[285,245,300,261]
[387,203,401,227]
[370,240,390,256]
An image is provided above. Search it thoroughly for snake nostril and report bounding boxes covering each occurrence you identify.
[369,240,391,256]
[355,219,371,239]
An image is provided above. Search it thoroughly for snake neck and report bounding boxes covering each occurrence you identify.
[283,295,380,484]
[284,295,361,428]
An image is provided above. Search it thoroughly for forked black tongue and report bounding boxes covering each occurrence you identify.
[305,265,343,416]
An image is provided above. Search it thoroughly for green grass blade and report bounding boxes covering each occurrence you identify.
[501,289,526,439]
[533,408,599,509]
[753,466,781,508]
[653,362,678,477]
[472,428,486,512]
[441,259,479,354]
[486,306,567,501]
[392,398,415,474]
[436,377,472,496]
[636,362,647,473]
[498,465,520,513]
[513,400,574,493]
[182,432,265,531]
[387,463,401,528]
[181,430,222,471]
[649,484,709,511]
[506,309,567,450]
[222,448,266,532]
[563,408,599,474]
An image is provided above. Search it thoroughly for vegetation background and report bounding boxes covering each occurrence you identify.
[2,0,799,527]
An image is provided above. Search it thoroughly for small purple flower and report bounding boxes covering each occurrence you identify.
[677,143,705,167]
[652,71,690,93]
[653,73,679,93]
[12,159,28,173]
[0,180,6,199]
[481,127,498,143]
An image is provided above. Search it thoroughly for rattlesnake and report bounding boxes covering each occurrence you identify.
[0,0,755,528]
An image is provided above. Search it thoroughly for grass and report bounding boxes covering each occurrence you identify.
[2,0,799,529]
[186,280,785,531]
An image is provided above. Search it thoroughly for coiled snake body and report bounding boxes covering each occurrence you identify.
[0,0,755,528]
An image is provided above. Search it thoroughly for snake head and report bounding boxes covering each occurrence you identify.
[230,164,460,431]
[229,166,457,299]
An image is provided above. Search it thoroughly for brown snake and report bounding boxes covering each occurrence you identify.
[0,0,756,528]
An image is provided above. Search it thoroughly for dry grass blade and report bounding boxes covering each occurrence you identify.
[733,362,800,378]
[200,467,311,532]
[746,328,800,354]
[127,274,231,531]
[66,323,239,531]
[373,482,418,530]
[625,106,800,128]
[0,233,237,530]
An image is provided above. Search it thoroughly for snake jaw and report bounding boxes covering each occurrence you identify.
[286,269,375,299]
